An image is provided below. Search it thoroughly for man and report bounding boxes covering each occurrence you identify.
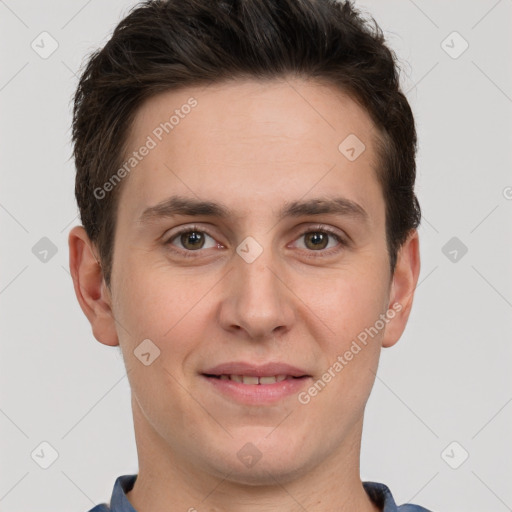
[68,0,429,510]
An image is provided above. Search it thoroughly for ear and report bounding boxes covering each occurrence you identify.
[68,225,119,346]
[381,229,421,348]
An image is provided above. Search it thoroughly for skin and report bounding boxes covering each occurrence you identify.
[69,77,420,512]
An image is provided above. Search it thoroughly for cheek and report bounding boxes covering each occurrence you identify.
[301,296,384,429]
[298,267,387,396]
[112,265,209,420]
[117,261,206,339]
[296,262,389,338]
[113,258,216,353]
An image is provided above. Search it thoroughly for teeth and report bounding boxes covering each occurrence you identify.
[259,376,278,385]
[242,376,259,385]
[220,374,290,384]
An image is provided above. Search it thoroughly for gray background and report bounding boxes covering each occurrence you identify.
[1,0,511,510]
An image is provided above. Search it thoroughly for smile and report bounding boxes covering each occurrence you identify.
[204,374,303,384]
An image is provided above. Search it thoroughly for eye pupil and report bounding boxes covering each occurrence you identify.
[181,231,204,250]
[305,232,328,250]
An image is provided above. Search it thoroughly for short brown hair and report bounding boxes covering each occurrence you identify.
[72,0,421,288]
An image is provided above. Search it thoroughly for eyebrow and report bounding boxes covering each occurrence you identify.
[138,195,369,225]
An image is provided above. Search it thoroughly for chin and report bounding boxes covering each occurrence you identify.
[216,458,310,487]
[200,436,314,486]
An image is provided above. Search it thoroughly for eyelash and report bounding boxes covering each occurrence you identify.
[164,224,348,259]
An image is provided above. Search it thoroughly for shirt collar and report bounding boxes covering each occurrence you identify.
[363,481,398,511]
[109,474,138,512]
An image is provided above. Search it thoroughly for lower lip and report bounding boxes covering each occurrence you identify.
[201,375,311,405]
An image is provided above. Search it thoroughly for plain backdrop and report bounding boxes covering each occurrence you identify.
[1,0,511,511]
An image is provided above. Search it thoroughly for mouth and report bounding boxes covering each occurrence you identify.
[202,361,310,379]
[202,374,309,385]
[200,362,312,404]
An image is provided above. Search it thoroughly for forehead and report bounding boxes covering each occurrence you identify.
[119,78,384,226]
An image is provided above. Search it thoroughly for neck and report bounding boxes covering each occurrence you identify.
[126,398,381,512]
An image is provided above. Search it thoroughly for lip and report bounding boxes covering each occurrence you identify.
[201,361,312,405]
[202,361,310,378]
[201,374,311,405]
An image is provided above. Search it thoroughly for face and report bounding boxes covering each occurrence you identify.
[71,77,419,486]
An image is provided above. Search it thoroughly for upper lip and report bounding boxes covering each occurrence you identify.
[202,362,310,378]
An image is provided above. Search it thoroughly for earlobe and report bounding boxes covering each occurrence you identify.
[381,229,421,349]
[68,226,119,347]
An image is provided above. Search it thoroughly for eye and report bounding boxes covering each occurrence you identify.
[165,226,219,254]
[163,224,348,259]
[293,226,347,256]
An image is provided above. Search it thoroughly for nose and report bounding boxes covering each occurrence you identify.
[218,243,295,341]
